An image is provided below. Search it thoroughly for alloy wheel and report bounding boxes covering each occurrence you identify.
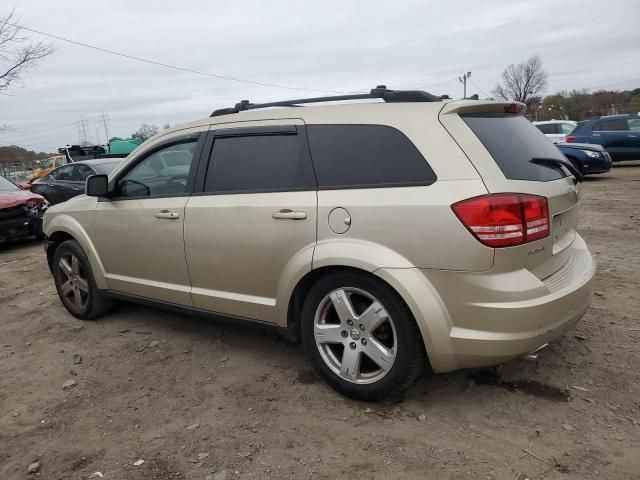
[313,287,397,384]
[58,253,89,311]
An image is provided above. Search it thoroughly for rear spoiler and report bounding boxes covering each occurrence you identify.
[440,100,526,116]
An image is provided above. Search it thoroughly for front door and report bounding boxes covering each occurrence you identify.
[184,121,317,323]
[93,133,205,305]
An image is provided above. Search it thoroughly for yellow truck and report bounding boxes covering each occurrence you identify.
[25,155,67,183]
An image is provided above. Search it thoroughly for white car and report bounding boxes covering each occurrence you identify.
[533,120,577,143]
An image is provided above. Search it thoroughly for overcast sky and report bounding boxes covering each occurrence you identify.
[1,0,639,152]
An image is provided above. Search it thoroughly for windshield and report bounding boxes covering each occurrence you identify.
[92,161,122,175]
[0,176,19,192]
[462,114,568,181]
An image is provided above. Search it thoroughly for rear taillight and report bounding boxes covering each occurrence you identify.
[565,135,576,143]
[452,194,550,248]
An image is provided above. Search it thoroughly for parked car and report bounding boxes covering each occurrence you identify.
[556,143,612,176]
[43,86,595,400]
[31,158,123,205]
[0,175,48,243]
[566,114,640,161]
[533,120,577,143]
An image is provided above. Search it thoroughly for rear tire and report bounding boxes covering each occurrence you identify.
[52,239,113,320]
[301,271,426,401]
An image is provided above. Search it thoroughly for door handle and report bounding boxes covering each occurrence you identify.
[272,209,307,220]
[155,210,180,220]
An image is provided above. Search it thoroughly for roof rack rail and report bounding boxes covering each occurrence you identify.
[210,85,440,117]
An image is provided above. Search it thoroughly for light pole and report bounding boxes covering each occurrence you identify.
[459,71,471,98]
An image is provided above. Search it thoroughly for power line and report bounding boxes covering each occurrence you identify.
[405,77,458,91]
[469,79,491,98]
[0,19,354,95]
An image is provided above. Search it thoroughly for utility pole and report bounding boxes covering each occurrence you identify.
[78,115,89,145]
[100,112,111,143]
[459,71,472,99]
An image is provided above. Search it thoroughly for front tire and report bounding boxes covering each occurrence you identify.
[301,271,426,401]
[52,240,113,320]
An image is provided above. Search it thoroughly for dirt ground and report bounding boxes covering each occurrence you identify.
[1,164,639,480]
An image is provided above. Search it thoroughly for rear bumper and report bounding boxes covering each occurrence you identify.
[379,234,595,372]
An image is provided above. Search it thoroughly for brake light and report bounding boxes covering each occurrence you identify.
[504,103,525,114]
[452,194,549,248]
[565,135,576,143]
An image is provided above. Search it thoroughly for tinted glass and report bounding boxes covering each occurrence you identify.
[55,158,64,167]
[116,140,197,198]
[204,134,315,193]
[594,119,629,131]
[53,165,76,181]
[307,125,436,189]
[92,161,122,175]
[0,176,18,191]
[76,164,94,181]
[535,124,557,134]
[462,114,568,181]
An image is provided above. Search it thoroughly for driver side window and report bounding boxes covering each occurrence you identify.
[115,139,198,198]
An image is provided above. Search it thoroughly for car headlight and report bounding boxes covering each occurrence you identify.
[580,149,602,159]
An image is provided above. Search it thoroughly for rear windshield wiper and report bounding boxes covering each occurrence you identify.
[530,157,584,183]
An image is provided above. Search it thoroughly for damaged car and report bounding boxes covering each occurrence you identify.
[0,175,48,243]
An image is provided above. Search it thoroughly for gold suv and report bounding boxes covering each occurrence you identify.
[43,86,595,400]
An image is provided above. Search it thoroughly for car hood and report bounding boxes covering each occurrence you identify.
[0,190,45,209]
[557,142,606,152]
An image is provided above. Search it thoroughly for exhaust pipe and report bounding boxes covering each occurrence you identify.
[524,343,549,362]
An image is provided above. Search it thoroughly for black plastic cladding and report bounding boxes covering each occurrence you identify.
[209,85,440,117]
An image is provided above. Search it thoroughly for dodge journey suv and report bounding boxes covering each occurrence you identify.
[43,86,595,400]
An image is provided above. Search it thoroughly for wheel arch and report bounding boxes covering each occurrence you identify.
[44,215,108,289]
[285,265,441,371]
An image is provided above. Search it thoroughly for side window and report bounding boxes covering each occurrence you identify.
[115,139,198,198]
[55,158,65,167]
[306,124,436,189]
[535,124,555,134]
[54,165,76,181]
[627,118,640,131]
[76,164,94,181]
[561,123,575,134]
[594,119,629,131]
[203,132,315,194]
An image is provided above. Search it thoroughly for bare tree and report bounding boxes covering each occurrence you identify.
[492,54,548,105]
[131,124,160,140]
[0,9,55,92]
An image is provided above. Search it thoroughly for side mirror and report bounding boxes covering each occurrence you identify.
[86,175,109,197]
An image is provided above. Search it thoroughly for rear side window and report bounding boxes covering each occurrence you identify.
[462,114,568,182]
[535,124,558,134]
[560,123,575,134]
[594,119,629,131]
[204,133,315,194]
[306,125,436,189]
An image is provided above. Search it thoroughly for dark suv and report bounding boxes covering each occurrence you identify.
[566,114,640,161]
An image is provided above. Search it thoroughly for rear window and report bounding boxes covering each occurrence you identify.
[462,114,568,181]
[306,125,436,189]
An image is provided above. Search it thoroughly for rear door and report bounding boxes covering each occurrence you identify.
[440,102,579,279]
[592,118,630,159]
[184,120,317,323]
